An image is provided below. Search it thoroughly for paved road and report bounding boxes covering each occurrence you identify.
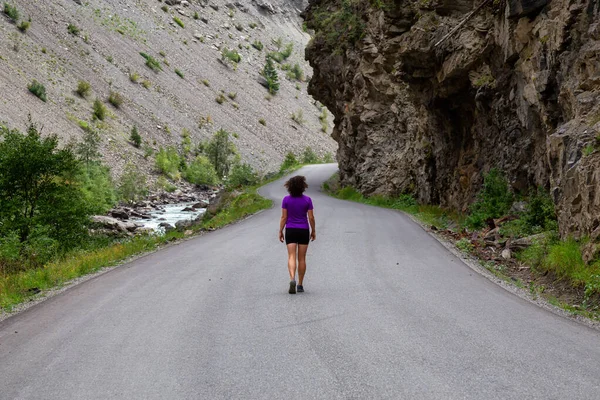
[1,164,599,399]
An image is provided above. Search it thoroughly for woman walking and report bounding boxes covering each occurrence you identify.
[279,175,316,294]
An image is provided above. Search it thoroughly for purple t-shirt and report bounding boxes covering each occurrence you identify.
[282,195,313,229]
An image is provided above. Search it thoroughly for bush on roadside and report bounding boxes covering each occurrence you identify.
[301,147,320,164]
[183,156,219,186]
[465,169,513,229]
[280,152,299,172]
[227,162,259,188]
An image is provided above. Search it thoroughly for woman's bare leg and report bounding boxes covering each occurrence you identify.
[287,243,297,281]
[297,245,308,285]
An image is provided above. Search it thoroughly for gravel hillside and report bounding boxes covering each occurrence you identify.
[0,0,335,178]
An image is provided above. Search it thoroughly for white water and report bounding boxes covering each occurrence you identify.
[132,203,206,232]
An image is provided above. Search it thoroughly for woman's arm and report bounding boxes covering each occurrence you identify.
[279,209,287,242]
[308,209,316,241]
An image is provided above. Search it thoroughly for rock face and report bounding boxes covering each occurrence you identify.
[305,0,600,238]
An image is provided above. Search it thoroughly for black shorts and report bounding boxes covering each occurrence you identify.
[285,228,310,245]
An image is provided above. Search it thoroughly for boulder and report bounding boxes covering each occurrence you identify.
[175,220,193,230]
[110,209,129,220]
[192,201,209,209]
[91,216,139,233]
[158,222,175,231]
[508,233,548,250]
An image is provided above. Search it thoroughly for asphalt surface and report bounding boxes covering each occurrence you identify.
[1,164,599,399]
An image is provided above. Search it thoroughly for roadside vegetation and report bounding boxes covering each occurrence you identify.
[0,117,328,312]
[324,169,600,319]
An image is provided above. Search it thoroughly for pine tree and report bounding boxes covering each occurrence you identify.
[130,125,142,148]
[263,56,279,95]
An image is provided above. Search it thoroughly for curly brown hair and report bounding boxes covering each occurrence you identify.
[284,175,308,197]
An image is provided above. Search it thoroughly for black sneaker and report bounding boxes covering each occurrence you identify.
[289,280,296,294]
[297,285,304,293]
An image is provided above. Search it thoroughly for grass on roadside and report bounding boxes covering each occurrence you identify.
[325,178,461,230]
[0,231,184,311]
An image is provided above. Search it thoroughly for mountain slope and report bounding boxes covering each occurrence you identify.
[0,0,334,178]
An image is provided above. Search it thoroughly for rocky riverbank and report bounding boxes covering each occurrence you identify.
[91,184,218,236]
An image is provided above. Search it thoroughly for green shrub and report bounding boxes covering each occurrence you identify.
[291,109,305,125]
[307,1,366,51]
[28,80,47,102]
[287,63,304,81]
[319,108,328,132]
[155,146,181,180]
[0,123,88,247]
[252,40,264,51]
[302,147,320,164]
[92,99,107,120]
[323,152,334,163]
[221,48,241,65]
[280,43,293,59]
[215,93,226,104]
[206,129,237,178]
[75,126,101,165]
[118,163,148,204]
[202,79,210,87]
[79,163,117,215]
[259,118,266,126]
[183,156,219,185]
[227,163,258,188]
[522,188,557,232]
[129,71,140,82]
[227,92,237,100]
[140,52,162,72]
[161,5,168,12]
[3,3,19,22]
[173,16,184,28]
[130,126,141,148]
[465,169,513,229]
[193,11,199,19]
[175,69,184,78]
[67,23,80,35]
[456,238,474,253]
[263,56,279,94]
[18,20,30,32]
[108,91,124,108]
[156,176,177,192]
[76,80,91,97]
[545,239,586,280]
[280,152,299,172]
[181,128,192,155]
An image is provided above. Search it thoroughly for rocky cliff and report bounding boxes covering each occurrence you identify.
[305,0,600,239]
